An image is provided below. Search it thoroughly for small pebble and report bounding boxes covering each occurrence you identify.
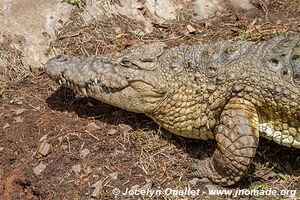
[15,108,26,115]
[3,123,9,129]
[107,129,118,135]
[39,134,48,142]
[189,178,199,185]
[118,124,133,134]
[109,172,119,180]
[91,180,102,197]
[130,184,140,190]
[14,116,23,123]
[86,122,101,132]
[39,142,51,156]
[92,180,102,188]
[187,24,196,33]
[80,148,90,158]
[71,164,81,173]
[91,187,100,197]
[33,163,47,175]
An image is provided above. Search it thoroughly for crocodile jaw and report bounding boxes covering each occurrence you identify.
[45,54,166,114]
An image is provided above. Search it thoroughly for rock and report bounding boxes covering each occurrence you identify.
[86,122,101,132]
[15,108,27,115]
[14,116,23,123]
[205,184,222,191]
[118,124,133,134]
[107,129,118,135]
[39,142,51,156]
[91,180,102,197]
[130,184,140,190]
[0,0,73,69]
[39,134,48,142]
[189,178,199,185]
[71,164,81,173]
[80,148,90,158]
[109,172,119,180]
[33,163,46,175]
[187,24,196,33]
[3,123,10,129]
[91,186,101,197]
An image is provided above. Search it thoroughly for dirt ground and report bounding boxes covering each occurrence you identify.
[1,1,300,199]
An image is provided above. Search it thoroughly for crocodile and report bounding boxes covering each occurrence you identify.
[45,35,300,186]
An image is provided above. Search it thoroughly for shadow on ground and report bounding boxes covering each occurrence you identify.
[46,85,300,189]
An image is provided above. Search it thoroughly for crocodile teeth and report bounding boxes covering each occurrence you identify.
[81,87,87,96]
[58,80,62,85]
[60,77,66,84]
[95,78,98,84]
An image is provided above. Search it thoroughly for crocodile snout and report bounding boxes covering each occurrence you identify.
[45,55,70,78]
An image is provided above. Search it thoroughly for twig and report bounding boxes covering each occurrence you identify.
[85,130,100,141]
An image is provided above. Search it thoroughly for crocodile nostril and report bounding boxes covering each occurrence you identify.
[55,54,68,62]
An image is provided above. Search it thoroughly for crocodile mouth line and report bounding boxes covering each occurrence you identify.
[56,75,124,96]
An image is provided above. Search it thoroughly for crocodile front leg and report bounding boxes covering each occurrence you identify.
[188,98,259,186]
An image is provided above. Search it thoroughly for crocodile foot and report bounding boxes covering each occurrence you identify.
[186,98,260,186]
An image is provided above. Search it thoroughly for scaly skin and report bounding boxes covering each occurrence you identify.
[45,35,300,186]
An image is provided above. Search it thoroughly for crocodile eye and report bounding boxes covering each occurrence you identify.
[120,57,131,66]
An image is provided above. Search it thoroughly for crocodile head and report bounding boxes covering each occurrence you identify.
[45,43,168,114]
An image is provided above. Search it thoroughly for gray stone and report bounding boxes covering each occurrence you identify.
[107,129,118,135]
[33,163,47,175]
[109,172,119,180]
[86,122,101,132]
[71,164,81,173]
[80,148,90,158]
[39,142,51,156]
[15,108,26,115]
[91,180,102,197]
[187,25,196,33]
[0,0,73,68]
[118,124,133,134]
[3,123,9,129]
[189,178,199,185]
[39,134,48,142]
[14,116,23,123]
